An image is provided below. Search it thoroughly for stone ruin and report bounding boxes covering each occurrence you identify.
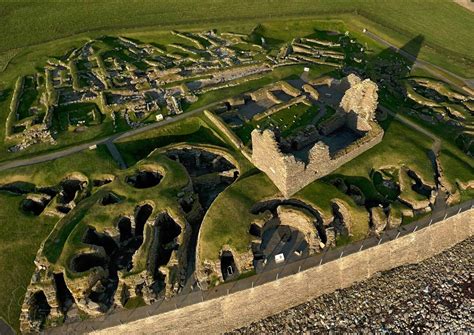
[251,74,384,197]
[19,205,190,333]
[197,197,355,283]
[17,146,241,333]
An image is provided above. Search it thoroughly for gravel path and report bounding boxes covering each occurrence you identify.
[231,237,473,334]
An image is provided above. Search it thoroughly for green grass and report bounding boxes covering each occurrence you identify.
[0,6,472,329]
[53,154,190,276]
[115,116,229,166]
[52,102,104,131]
[336,119,435,187]
[0,144,117,186]
[199,172,279,261]
[1,11,471,162]
[0,49,18,73]
[186,64,334,112]
[16,75,41,120]
[0,1,472,75]
[235,104,320,144]
[124,296,146,309]
[0,192,57,331]
[296,180,369,240]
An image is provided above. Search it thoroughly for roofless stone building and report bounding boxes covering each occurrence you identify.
[251,74,383,197]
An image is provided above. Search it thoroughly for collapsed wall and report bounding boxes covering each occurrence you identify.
[251,75,382,197]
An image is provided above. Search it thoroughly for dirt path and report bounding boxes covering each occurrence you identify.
[379,105,441,153]
[105,141,127,169]
[0,101,220,172]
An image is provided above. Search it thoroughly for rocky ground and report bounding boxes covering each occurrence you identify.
[231,237,473,334]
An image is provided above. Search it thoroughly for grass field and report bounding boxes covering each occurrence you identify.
[115,116,229,166]
[0,1,472,76]
[0,9,471,161]
[199,172,279,261]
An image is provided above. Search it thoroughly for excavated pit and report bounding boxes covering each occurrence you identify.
[83,227,118,255]
[56,205,72,214]
[167,148,236,178]
[154,213,182,268]
[134,203,153,237]
[250,200,326,271]
[251,199,325,242]
[93,178,113,187]
[249,222,262,237]
[28,291,51,328]
[126,170,162,189]
[37,187,58,198]
[70,253,107,273]
[329,202,350,237]
[166,148,240,288]
[178,197,194,213]
[259,224,308,262]
[53,273,75,314]
[79,222,146,310]
[117,216,133,242]
[21,196,50,216]
[60,179,85,204]
[407,169,433,197]
[100,192,121,206]
[220,250,238,281]
[193,174,236,209]
[0,181,36,195]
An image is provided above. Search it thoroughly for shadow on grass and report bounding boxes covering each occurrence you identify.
[0,88,12,103]
[366,35,425,130]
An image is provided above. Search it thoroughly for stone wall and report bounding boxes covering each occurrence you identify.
[251,74,381,197]
[251,124,384,197]
[203,110,243,150]
[5,76,24,138]
[91,208,473,335]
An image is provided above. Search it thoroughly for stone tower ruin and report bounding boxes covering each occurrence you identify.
[251,74,384,197]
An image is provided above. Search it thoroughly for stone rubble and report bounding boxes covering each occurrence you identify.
[230,237,474,334]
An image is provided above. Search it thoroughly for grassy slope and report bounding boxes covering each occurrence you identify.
[0,113,248,330]
[1,7,472,160]
[335,119,435,186]
[115,116,229,166]
[54,155,189,277]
